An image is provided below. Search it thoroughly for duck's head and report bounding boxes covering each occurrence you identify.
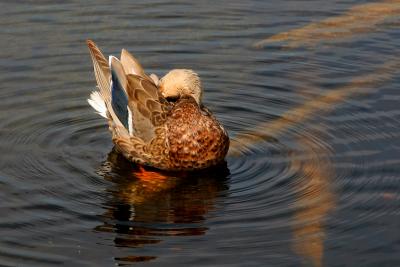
[159,69,202,105]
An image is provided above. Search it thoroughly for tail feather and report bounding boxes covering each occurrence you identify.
[87,91,107,118]
[86,40,111,103]
[121,48,146,77]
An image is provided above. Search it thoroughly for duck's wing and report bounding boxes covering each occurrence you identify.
[110,55,171,142]
[126,74,172,142]
[87,40,130,138]
[120,49,159,85]
[109,56,130,131]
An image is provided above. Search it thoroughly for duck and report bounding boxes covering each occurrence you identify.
[86,40,229,171]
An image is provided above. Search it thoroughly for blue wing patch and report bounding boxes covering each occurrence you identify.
[111,69,129,130]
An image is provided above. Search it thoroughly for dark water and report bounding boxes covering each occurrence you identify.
[1,0,399,266]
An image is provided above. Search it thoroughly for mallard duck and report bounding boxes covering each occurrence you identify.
[86,40,229,171]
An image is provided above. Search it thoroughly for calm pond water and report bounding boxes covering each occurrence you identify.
[1,0,399,266]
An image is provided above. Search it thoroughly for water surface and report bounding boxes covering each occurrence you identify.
[0,0,399,266]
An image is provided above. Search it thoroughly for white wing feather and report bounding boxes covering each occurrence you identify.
[128,107,133,136]
[88,91,107,118]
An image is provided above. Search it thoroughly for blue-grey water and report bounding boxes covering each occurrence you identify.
[1,0,399,266]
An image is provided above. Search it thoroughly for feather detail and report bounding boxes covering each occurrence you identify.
[149,73,159,85]
[88,91,107,118]
[128,107,133,136]
[121,49,146,76]
[86,40,130,139]
[126,74,169,127]
[111,79,129,130]
[110,56,129,130]
[120,48,156,84]
[86,40,111,103]
[109,56,128,93]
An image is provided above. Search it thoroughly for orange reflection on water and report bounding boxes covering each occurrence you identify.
[254,0,400,48]
[136,165,169,182]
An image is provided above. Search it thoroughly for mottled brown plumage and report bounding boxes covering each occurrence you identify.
[87,40,229,171]
[166,96,229,170]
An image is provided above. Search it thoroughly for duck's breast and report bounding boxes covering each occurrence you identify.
[166,97,229,170]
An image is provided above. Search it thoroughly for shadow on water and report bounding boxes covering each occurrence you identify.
[94,149,230,264]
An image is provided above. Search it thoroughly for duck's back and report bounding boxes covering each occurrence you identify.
[166,96,229,170]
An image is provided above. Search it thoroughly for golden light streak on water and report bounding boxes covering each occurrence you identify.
[254,0,400,48]
[291,135,335,267]
[229,59,400,156]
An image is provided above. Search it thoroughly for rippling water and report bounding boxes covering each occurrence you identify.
[1,0,399,266]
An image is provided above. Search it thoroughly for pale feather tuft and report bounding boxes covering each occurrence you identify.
[88,91,107,118]
[128,107,133,135]
[150,73,159,85]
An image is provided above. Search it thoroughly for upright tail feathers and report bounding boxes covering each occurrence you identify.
[86,39,130,138]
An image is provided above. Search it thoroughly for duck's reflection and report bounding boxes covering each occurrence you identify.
[94,149,230,264]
